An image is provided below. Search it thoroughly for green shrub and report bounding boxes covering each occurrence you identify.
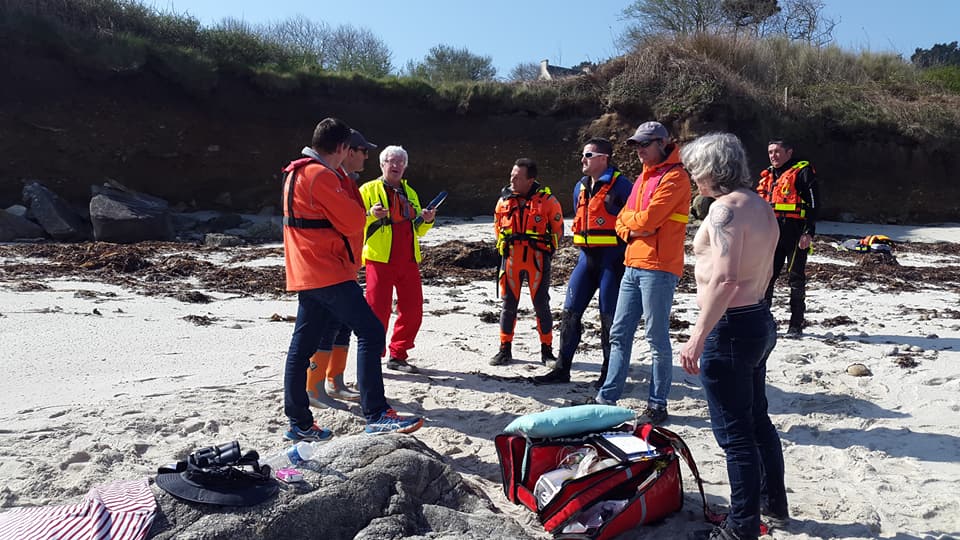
[923,65,960,94]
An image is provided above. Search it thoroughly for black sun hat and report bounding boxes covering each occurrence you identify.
[156,441,279,507]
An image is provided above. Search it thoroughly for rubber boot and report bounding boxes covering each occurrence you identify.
[532,353,571,384]
[325,346,360,402]
[306,350,347,410]
[489,342,512,366]
[540,343,556,366]
[595,314,614,389]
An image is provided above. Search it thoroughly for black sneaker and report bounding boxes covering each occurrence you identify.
[540,344,556,365]
[639,405,668,425]
[387,357,419,373]
[489,343,512,366]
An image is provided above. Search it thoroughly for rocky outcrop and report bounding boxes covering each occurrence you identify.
[147,435,534,540]
[21,182,91,241]
[89,184,174,243]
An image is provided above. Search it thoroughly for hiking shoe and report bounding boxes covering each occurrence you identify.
[639,405,668,425]
[489,343,512,366]
[540,344,556,365]
[532,368,570,385]
[284,422,333,442]
[325,381,361,402]
[761,504,790,529]
[785,326,802,339]
[365,409,424,435]
[387,357,419,373]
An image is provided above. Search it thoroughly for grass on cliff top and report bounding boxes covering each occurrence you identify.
[3,0,959,143]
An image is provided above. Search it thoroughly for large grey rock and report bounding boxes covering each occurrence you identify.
[147,435,533,540]
[0,208,46,241]
[22,181,92,241]
[89,185,174,243]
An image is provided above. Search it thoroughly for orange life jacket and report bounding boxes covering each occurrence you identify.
[757,161,812,220]
[572,171,625,247]
[494,184,562,256]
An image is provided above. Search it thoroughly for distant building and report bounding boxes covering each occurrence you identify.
[538,59,590,80]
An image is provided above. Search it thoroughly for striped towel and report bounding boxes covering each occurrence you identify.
[0,478,156,540]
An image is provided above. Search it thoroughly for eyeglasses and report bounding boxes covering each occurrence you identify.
[636,139,661,148]
[582,152,608,159]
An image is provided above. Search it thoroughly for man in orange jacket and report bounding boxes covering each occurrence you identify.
[490,158,564,366]
[594,121,691,425]
[757,139,819,339]
[281,118,422,437]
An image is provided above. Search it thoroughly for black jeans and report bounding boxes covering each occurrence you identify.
[700,303,787,540]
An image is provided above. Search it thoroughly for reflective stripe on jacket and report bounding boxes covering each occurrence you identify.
[757,161,811,220]
[616,144,691,277]
[281,158,366,291]
[494,183,564,256]
[359,178,434,264]
[572,170,628,247]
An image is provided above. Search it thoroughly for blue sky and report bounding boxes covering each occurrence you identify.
[145,0,958,75]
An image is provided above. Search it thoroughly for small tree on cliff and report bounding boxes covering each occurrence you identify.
[405,44,497,83]
[508,61,541,82]
[325,25,393,77]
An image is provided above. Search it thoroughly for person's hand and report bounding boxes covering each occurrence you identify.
[798,233,812,250]
[370,203,388,219]
[679,339,703,376]
[421,208,436,223]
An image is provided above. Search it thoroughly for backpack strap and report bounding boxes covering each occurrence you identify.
[640,424,725,526]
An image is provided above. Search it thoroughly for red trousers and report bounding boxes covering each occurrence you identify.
[365,260,423,360]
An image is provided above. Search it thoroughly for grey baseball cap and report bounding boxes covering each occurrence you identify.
[348,129,377,150]
[627,121,669,144]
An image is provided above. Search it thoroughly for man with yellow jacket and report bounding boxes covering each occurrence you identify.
[281,118,423,437]
[359,145,436,374]
[594,121,691,425]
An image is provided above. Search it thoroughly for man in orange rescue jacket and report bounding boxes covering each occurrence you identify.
[594,121,691,426]
[490,158,564,366]
[757,139,819,339]
[281,118,423,438]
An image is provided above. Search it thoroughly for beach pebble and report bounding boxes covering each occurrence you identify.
[858,331,869,338]
[925,333,939,339]
[824,332,835,340]
[230,323,242,329]
[846,363,871,377]
[885,347,899,356]
[923,350,938,359]
[909,345,924,353]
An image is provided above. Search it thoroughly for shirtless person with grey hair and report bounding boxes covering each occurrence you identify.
[678,133,789,540]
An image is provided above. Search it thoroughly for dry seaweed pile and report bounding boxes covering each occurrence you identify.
[1,238,957,300]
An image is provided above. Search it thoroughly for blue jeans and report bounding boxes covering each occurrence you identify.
[284,281,387,426]
[597,267,678,407]
[700,303,786,540]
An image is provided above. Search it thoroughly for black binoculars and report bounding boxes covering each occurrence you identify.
[189,441,241,468]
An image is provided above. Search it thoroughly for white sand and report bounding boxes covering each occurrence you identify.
[1,219,959,539]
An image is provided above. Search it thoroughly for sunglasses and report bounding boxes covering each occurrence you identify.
[582,152,608,159]
[636,139,661,148]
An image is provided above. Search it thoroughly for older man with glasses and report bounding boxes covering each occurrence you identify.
[533,137,632,387]
[592,121,691,426]
[359,145,436,374]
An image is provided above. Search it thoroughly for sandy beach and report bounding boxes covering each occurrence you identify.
[1,217,958,539]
